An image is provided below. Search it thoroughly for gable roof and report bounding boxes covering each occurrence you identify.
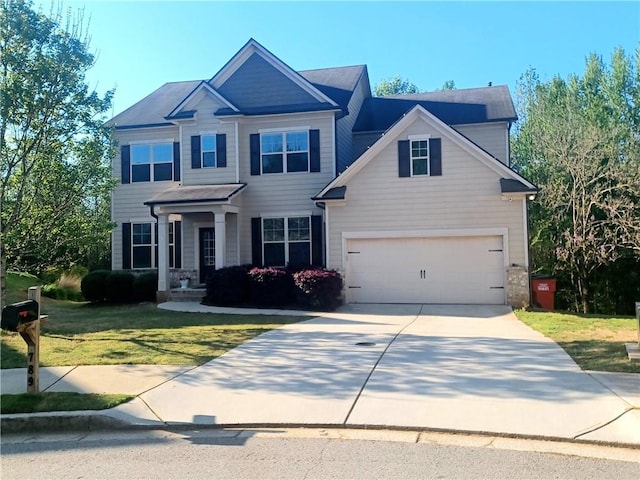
[165,81,239,120]
[107,80,200,129]
[107,40,363,128]
[299,65,368,111]
[315,104,535,200]
[209,39,339,113]
[353,85,517,132]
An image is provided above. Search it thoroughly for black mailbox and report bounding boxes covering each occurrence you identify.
[1,300,39,332]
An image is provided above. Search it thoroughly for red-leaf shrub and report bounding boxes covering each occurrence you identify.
[248,267,294,306]
[293,268,342,311]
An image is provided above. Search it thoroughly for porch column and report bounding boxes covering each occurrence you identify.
[157,213,170,297]
[214,212,226,269]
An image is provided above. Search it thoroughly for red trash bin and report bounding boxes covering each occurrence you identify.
[531,276,557,310]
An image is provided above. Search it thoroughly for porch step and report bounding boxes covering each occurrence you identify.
[170,288,206,302]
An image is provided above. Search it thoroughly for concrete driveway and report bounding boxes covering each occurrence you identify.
[138,304,639,443]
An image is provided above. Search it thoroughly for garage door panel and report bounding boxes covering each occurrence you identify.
[346,236,504,304]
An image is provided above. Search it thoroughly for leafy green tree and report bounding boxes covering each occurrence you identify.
[438,80,456,91]
[0,0,115,303]
[374,75,419,96]
[513,47,640,313]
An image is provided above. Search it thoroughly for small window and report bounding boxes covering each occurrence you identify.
[261,131,309,174]
[201,135,217,168]
[168,222,175,268]
[411,140,429,176]
[131,143,173,182]
[262,216,310,267]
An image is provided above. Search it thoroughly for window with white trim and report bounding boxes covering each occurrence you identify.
[411,139,429,176]
[263,216,311,266]
[168,222,176,268]
[201,135,217,168]
[132,223,153,268]
[261,131,309,174]
[131,143,173,182]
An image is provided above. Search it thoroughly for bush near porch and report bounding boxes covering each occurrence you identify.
[204,266,343,311]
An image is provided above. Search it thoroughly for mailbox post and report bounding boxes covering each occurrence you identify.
[636,302,640,347]
[1,286,47,393]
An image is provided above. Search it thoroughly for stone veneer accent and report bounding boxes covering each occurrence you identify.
[506,266,530,308]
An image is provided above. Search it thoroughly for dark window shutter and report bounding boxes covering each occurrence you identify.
[429,138,442,176]
[175,221,182,268]
[250,133,261,175]
[154,222,159,267]
[121,145,131,184]
[309,129,320,172]
[122,222,131,269]
[173,142,181,181]
[191,135,201,169]
[311,215,323,267]
[251,217,262,266]
[398,140,410,177]
[216,134,227,168]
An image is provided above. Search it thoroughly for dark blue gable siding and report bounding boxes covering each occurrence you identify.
[217,53,319,110]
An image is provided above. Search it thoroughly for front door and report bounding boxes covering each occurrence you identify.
[199,227,215,283]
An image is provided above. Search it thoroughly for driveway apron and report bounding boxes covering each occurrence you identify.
[139,304,638,443]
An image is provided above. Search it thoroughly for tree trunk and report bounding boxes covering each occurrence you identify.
[1,242,6,308]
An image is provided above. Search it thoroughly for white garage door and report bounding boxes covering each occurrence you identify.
[346,236,505,304]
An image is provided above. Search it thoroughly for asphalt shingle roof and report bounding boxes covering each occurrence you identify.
[107,81,201,129]
[353,86,517,132]
[144,184,246,206]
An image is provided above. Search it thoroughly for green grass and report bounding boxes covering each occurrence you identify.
[0,392,133,414]
[2,272,305,368]
[514,310,640,373]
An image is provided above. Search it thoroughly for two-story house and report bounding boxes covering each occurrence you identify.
[109,39,536,306]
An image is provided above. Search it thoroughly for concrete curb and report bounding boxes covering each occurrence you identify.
[4,412,640,451]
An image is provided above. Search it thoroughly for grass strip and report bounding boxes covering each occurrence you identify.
[1,392,134,414]
[514,310,639,373]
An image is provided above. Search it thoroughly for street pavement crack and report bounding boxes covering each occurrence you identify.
[343,305,424,424]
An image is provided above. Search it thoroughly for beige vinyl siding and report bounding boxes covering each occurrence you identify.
[454,122,510,165]
[112,127,180,270]
[236,112,336,264]
[180,92,238,185]
[326,116,526,272]
[336,73,370,172]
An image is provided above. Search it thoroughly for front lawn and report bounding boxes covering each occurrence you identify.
[1,273,305,368]
[514,310,640,373]
[0,392,134,414]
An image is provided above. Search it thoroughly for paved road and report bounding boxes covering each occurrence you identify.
[2,429,639,480]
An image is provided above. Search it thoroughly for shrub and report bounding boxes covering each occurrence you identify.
[105,271,135,303]
[248,267,293,307]
[293,268,343,311]
[204,265,251,306]
[133,271,158,302]
[81,270,111,303]
[42,284,84,302]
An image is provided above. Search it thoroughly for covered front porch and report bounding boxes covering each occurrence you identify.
[144,184,246,301]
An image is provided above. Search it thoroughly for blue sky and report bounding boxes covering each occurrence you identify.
[42,1,639,117]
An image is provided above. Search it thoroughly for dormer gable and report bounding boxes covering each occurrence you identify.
[165,81,239,121]
[209,39,339,114]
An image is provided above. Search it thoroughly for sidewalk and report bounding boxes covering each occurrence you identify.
[1,303,639,448]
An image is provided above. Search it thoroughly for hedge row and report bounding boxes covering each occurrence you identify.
[81,270,158,303]
[204,266,342,311]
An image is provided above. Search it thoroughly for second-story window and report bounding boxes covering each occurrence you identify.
[131,143,173,182]
[411,139,429,176]
[201,135,217,167]
[261,131,309,174]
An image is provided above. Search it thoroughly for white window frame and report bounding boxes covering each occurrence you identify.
[408,134,431,177]
[262,215,311,266]
[260,130,310,174]
[130,140,174,182]
[131,222,155,269]
[200,133,217,168]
